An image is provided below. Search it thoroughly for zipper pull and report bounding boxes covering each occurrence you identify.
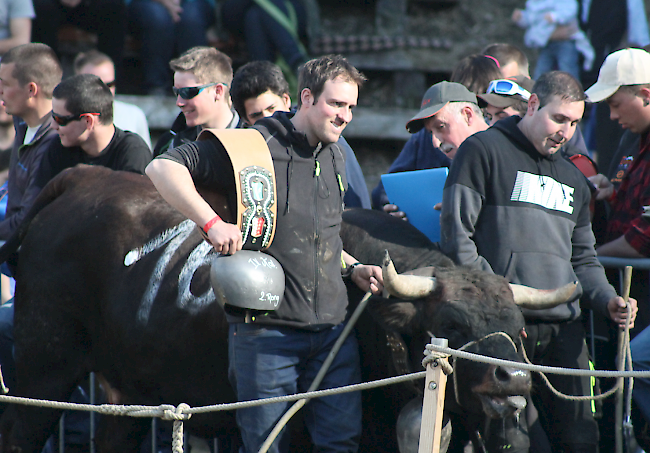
[314,160,321,177]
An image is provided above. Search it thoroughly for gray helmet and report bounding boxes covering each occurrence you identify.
[210,250,285,310]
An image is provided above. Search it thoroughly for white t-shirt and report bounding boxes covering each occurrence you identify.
[113,100,152,151]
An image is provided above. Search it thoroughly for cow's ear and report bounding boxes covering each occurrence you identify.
[368,298,421,335]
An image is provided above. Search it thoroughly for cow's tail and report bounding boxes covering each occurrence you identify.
[0,167,83,264]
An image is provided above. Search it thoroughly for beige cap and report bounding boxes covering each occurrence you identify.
[585,48,650,103]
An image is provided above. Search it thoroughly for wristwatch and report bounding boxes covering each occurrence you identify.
[342,262,362,279]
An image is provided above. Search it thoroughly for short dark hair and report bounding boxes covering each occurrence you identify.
[73,50,113,74]
[231,61,290,120]
[450,54,502,94]
[481,43,530,75]
[534,71,586,108]
[1,43,62,98]
[53,74,113,125]
[170,46,233,87]
[297,55,366,108]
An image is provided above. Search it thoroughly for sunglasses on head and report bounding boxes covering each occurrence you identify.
[487,79,531,101]
[172,82,227,100]
[52,111,100,126]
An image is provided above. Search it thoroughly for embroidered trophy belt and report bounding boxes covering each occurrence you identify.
[197,128,277,250]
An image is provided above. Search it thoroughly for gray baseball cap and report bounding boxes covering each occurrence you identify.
[406,81,478,133]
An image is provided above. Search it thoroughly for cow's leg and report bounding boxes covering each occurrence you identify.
[2,301,91,453]
[95,414,151,453]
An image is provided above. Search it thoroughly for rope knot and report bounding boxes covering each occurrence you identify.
[162,403,192,421]
[422,345,454,375]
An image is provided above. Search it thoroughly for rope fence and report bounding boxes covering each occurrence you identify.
[4,343,650,452]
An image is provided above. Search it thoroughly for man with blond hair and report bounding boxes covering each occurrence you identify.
[153,46,240,155]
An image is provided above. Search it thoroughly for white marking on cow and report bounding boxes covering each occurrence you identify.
[134,219,217,324]
[124,222,191,266]
[177,240,216,313]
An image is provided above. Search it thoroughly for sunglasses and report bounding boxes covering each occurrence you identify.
[52,111,100,126]
[105,80,116,89]
[172,82,227,100]
[487,79,531,100]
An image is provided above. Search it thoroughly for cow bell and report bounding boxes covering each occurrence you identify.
[210,250,285,311]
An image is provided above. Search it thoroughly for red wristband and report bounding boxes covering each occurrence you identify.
[202,215,221,234]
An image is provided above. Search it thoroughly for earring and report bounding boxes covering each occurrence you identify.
[644,99,649,107]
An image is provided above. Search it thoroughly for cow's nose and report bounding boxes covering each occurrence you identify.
[493,365,531,391]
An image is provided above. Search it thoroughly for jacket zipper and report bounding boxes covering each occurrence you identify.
[312,158,321,319]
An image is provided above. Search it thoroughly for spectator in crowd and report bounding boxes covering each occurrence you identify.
[0,42,61,406]
[31,0,126,83]
[154,46,240,156]
[581,0,650,175]
[478,75,533,126]
[406,81,489,160]
[36,74,151,189]
[230,60,370,208]
[74,50,152,150]
[371,54,500,213]
[481,42,531,78]
[450,53,503,95]
[221,0,307,74]
[0,43,62,242]
[128,0,215,95]
[440,70,637,453]
[147,54,383,453]
[583,47,650,448]
[512,0,594,80]
[0,0,33,55]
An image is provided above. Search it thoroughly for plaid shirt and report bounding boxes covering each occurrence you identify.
[607,132,650,255]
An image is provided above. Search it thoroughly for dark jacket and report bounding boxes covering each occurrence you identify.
[0,115,58,240]
[158,111,349,330]
[440,115,616,322]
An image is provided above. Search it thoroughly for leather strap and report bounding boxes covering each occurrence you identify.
[197,128,277,250]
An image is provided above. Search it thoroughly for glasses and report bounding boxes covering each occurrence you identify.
[172,82,227,100]
[52,112,100,126]
[105,80,116,88]
[487,79,531,100]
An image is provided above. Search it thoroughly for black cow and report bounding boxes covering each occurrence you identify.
[0,166,571,452]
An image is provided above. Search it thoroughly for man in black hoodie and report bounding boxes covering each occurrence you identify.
[147,55,383,453]
[440,71,637,453]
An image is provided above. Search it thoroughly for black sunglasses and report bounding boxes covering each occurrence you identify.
[105,80,116,89]
[172,82,226,100]
[52,111,100,126]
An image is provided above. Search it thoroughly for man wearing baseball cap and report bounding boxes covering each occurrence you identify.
[585,47,650,433]
[406,81,488,159]
[441,70,637,453]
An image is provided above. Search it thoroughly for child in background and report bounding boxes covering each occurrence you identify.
[512,0,594,80]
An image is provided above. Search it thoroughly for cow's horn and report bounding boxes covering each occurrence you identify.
[383,250,437,300]
[510,281,578,309]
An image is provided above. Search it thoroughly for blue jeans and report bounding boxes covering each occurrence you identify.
[222,0,307,71]
[631,325,650,423]
[228,322,362,453]
[534,40,581,80]
[0,300,13,394]
[128,0,215,92]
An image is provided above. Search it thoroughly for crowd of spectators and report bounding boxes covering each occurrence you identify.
[1,1,650,452]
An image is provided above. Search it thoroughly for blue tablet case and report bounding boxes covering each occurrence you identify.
[381,167,449,242]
